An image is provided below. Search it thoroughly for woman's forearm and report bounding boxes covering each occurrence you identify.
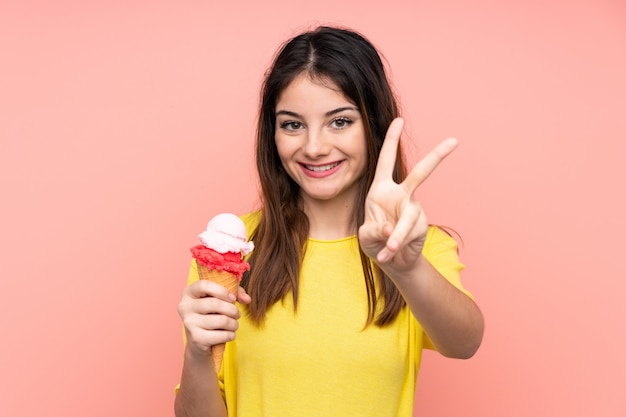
[387,255,484,359]
[175,346,227,417]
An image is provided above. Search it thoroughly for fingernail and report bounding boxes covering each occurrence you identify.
[228,293,236,302]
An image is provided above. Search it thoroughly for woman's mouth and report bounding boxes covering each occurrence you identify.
[303,161,341,172]
[300,161,343,178]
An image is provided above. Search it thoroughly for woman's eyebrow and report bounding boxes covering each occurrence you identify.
[275,106,360,118]
[325,106,360,116]
[275,110,300,118]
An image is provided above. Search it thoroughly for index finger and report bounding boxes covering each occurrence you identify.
[373,118,405,182]
[186,279,237,302]
[402,137,458,193]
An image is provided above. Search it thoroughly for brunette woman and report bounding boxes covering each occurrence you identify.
[175,26,484,417]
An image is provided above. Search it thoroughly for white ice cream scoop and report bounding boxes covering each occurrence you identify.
[198,213,254,255]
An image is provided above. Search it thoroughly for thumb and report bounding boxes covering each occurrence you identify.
[236,286,252,304]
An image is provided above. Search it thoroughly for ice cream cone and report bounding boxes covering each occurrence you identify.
[196,261,240,373]
[190,213,253,373]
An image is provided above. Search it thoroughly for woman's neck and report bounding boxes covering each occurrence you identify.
[301,194,359,240]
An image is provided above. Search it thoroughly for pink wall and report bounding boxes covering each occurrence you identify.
[1,1,625,416]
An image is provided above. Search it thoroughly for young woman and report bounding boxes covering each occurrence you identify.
[175,26,484,417]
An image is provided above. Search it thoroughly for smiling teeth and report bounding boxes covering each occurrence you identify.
[305,162,340,172]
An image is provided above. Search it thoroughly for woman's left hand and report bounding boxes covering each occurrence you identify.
[358,118,458,274]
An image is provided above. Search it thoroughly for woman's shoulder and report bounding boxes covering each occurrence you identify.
[240,210,262,237]
[423,225,461,254]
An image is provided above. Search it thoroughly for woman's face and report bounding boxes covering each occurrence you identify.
[274,74,367,207]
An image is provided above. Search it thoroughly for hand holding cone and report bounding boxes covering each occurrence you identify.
[196,263,241,373]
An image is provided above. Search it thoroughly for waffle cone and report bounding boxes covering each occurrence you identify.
[196,262,240,373]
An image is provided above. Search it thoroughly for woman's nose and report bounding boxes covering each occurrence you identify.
[302,129,330,158]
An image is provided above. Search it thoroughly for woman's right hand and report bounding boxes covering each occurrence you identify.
[177,280,251,357]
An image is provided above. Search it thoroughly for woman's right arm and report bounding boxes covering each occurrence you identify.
[174,280,250,417]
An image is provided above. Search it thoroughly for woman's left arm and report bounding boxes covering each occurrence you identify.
[359,118,484,359]
[383,252,483,358]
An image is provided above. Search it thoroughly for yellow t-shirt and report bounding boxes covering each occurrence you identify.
[185,211,469,417]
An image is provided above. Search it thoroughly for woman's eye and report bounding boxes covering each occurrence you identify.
[280,121,303,131]
[331,117,352,129]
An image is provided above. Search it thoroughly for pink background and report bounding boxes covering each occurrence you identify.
[1,1,625,416]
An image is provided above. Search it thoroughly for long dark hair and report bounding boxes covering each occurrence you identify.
[242,26,407,326]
